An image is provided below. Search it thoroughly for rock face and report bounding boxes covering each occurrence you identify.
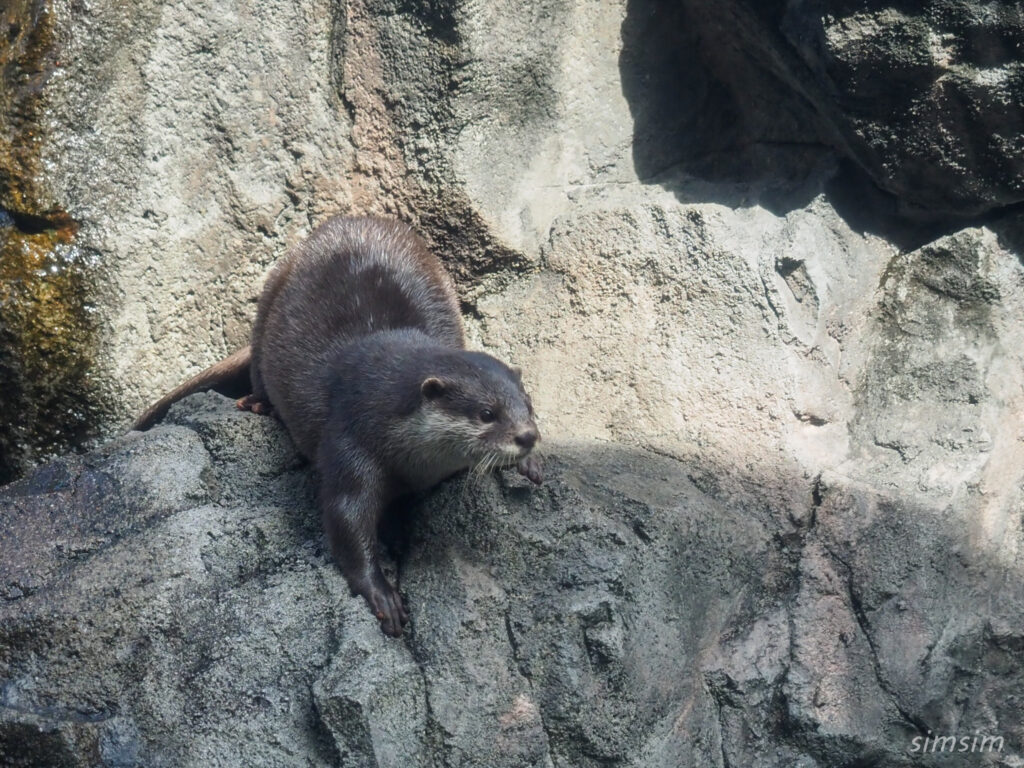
[2,387,1023,766]
[668,1,1024,217]
[807,2,1024,216]
[2,0,1024,766]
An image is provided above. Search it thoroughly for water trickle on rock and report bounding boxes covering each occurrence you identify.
[0,1,106,482]
[0,214,102,484]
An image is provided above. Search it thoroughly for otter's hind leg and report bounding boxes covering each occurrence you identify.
[237,351,273,415]
[236,393,273,415]
[242,252,296,418]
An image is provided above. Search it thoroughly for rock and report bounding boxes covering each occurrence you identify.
[2,0,1024,765]
[666,1,1024,217]
[3,391,1023,765]
[312,617,428,766]
[4,0,1021,469]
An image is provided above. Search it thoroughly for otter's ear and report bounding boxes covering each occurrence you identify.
[421,377,447,399]
[510,366,522,380]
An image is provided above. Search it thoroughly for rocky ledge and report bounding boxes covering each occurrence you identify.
[2,391,1021,767]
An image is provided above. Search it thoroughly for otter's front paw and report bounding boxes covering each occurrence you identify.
[517,454,543,485]
[361,580,410,637]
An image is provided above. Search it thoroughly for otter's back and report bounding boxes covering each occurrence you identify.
[254,217,464,457]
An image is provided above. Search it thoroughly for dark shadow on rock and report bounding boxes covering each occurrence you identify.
[985,206,1024,267]
[618,0,829,218]
[827,161,1024,254]
[618,0,1024,253]
[824,159,973,252]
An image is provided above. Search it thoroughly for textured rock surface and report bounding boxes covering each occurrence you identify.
[2,0,1024,765]
[3,381,1023,767]
[4,0,1021,469]
[670,0,1024,217]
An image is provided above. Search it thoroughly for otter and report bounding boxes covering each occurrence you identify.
[134,216,542,636]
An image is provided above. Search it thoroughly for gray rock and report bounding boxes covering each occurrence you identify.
[312,614,428,767]
[659,1,1024,217]
[3,390,1023,765]
[2,0,1024,766]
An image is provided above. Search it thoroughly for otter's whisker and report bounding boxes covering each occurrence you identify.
[487,451,502,476]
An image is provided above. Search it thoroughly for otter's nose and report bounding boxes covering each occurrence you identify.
[514,430,538,451]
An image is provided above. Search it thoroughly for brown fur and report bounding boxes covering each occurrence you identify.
[133,216,540,637]
[133,346,251,430]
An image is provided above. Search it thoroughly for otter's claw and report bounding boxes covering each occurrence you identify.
[517,454,543,485]
[361,579,410,637]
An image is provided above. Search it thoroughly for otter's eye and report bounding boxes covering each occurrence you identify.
[479,408,496,423]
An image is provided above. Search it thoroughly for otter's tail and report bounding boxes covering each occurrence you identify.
[133,346,252,431]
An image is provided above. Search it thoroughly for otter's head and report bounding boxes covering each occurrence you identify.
[419,351,540,469]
